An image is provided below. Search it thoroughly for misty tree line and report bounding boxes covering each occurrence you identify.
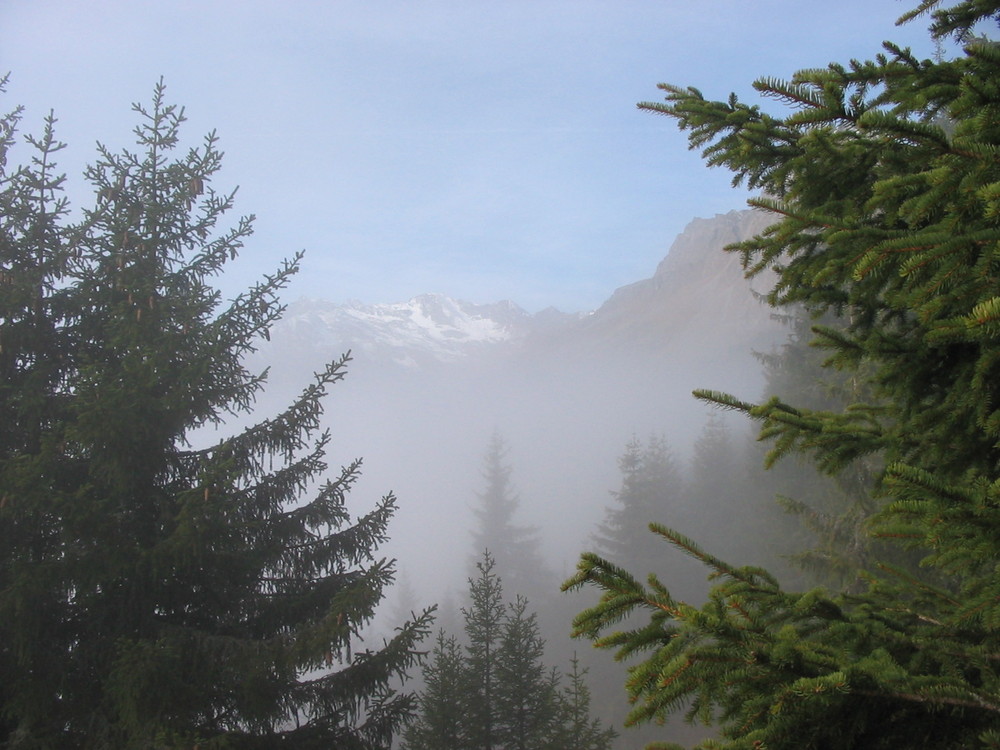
[397,329,872,750]
[4,0,1000,748]
[401,550,616,750]
[406,422,752,750]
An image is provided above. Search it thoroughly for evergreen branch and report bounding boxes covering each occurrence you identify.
[855,688,1000,715]
[872,562,960,610]
[691,390,758,414]
[744,196,836,229]
[753,78,826,110]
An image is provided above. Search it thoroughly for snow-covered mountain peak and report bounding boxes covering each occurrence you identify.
[252,209,779,378]
[395,294,522,343]
[272,294,538,368]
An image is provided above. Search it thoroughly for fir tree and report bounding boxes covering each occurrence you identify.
[470,432,548,606]
[407,551,615,750]
[566,3,1000,748]
[687,414,737,502]
[555,655,617,750]
[0,89,74,747]
[684,414,764,569]
[401,630,466,750]
[749,306,892,588]
[0,81,433,748]
[685,415,739,526]
[587,437,706,747]
[494,596,560,750]
[592,436,686,577]
[462,551,507,750]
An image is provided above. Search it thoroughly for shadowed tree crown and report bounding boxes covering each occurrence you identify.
[592,435,686,575]
[405,551,615,750]
[0,80,432,748]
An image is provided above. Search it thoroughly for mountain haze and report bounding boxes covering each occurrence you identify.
[264,209,778,376]
[271,294,574,371]
[247,208,785,610]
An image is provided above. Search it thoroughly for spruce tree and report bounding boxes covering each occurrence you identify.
[0,81,432,748]
[749,306,894,589]
[555,656,617,750]
[462,551,506,750]
[407,550,615,750]
[684,415,740,539]
[687,415,737,503]
[0,90,75,747]
[592,436,686,577]
[494,596,560,750]
[566,2,1000,748]
[470,432,547,606]
[401,630,466,750]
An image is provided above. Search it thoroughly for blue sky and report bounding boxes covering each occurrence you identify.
[2,1,936,312]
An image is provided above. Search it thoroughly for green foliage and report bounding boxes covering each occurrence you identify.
[463,551,508,750]
[402,630,467,750]
[684,416,752,561]
[566,524,998,749]
[0,80,433,748]
[495,596,560,750]
[406,552,615,750]
[748,306,889,588]
[568,2,1000,747]
[556,655,618,750]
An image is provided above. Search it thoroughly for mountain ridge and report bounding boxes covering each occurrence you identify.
[265,208,780,371]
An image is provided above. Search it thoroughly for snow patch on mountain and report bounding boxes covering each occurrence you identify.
[274,293,538,367]
[259,209,777,373]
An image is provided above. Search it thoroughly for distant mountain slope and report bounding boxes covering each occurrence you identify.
[264,292,581,376]
[527,209,778,358]
[278,294,529,365]
[262,209,778,375]
[248,206,787,591]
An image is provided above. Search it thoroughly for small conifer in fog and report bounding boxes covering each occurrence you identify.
[405,552,614,750]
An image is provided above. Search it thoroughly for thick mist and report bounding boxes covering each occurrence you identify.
[236,210,784,618]
[192,208,798,746]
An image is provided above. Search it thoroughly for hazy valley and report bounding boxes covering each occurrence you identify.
[245,209,782,605]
